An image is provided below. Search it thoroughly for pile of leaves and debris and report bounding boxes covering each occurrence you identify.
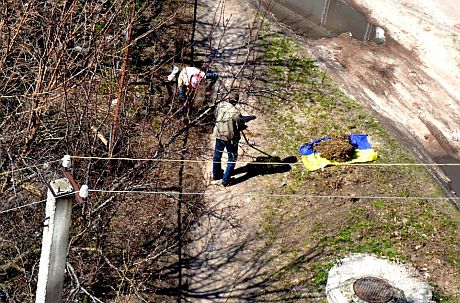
[314,135,355,162]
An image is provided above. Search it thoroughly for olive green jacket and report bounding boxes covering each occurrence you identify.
[213,101,246,143]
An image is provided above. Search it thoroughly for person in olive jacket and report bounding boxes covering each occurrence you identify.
[212,94,247,187]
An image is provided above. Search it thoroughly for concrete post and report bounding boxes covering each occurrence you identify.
[320,0,331,27]
[35,178,73,303]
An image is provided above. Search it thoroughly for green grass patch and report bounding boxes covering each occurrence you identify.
[252,26,460,302]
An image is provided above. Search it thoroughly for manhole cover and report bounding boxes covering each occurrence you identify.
[353,277,395,303]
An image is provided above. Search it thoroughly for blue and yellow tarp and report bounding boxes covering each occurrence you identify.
[300,134,378,172]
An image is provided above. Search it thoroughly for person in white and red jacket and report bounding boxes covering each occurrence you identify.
[177,66,218,106]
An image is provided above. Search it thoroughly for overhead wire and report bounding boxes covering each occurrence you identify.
[0,153,457,183]
[0,153,458,215]
[0,160,61,177]
[1,155,458,179]
[70,155,460,167]
[89,188,458,200]
[0,191,78,215]
[0,199,47,215]
[2,186,457,216]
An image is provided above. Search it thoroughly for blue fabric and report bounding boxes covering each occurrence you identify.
[300,136,330,156]
[205,71,218,80]
[213,139,238,182]
[299,134,378,172]
[205,71,218,88]
[349,134,372,150]
[300,134,372,155]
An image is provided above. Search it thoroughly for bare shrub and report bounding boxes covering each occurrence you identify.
[0,0,209,301]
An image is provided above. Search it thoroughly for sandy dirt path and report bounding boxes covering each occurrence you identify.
[184,1,271,301]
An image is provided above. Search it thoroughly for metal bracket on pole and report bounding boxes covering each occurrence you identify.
[59,155,85,204]
[62,169,84,204]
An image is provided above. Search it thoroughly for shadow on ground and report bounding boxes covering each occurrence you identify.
[182,234,322,302]
[232,155,298,186]
[151,218,323,301]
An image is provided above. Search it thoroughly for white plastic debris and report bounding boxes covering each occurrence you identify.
[79,185,89,198]
[451,128,460,141]
[167,65,179,81]
[62,155,72,169]
[375,27,386,44]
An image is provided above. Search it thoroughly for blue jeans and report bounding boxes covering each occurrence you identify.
[212,139,238,183]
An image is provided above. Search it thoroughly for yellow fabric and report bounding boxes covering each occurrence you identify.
[301,149,378,172]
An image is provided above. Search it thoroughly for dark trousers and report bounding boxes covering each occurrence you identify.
[212,139,238,182]
[178,85,189,104]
